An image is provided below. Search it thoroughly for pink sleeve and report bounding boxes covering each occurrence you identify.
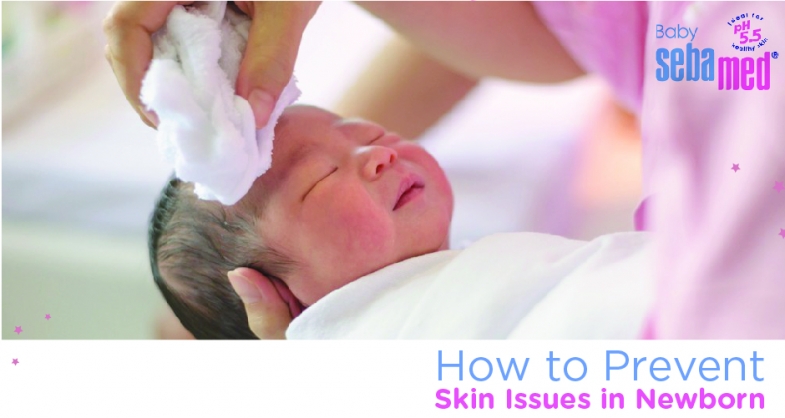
[642,2,785,338]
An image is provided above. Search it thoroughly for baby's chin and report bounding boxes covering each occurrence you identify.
[395,218,451,263]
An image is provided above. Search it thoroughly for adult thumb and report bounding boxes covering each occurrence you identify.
[235,2,321,128]
[227,267,291,339]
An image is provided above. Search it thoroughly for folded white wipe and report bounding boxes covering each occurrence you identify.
[140,2,300,205]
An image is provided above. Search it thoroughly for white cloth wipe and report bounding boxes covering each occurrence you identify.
[140,1,300,205]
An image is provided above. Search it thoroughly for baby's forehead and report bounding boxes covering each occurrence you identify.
[271,106,340,164]
[275,105,337,139]
[245,106,337,196]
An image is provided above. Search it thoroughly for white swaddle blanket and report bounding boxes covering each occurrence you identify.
[140,2,300,205]
[287,232,654,339]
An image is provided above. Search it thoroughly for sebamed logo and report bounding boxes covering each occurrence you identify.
[654,12,778,90]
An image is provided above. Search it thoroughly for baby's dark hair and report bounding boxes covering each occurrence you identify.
[148,176,293,339]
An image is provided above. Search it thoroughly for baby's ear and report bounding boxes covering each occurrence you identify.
[268,275,305,318]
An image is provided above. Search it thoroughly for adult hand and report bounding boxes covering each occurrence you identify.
[227,267,304,339]
[231,2,320,128]
[103,1,320,129]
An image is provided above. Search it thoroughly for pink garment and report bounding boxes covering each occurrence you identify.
[533,2,649,115]
[534,2,785,338]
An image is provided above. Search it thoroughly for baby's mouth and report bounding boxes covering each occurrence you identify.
[393,174,425,211]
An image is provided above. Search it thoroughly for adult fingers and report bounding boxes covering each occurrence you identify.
[103,1,190,127]
[227,267,293,339]
[234,2,321,128]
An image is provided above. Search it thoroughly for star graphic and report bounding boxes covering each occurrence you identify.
[731,164,740,172]
[14,326,22,335]
[45,314,51,320]
[775,181,784,193]
[12,359,19,366]
[779,229,785,239]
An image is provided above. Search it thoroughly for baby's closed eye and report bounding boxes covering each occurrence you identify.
[303,167,338,200]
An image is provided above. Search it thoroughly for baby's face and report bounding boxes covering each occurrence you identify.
[248,105,453,306]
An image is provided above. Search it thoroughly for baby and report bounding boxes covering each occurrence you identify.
[149,105,454,339]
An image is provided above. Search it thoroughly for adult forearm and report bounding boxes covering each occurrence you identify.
[334,36,478,140]
[355,1,584,82]
[337,1,584,138]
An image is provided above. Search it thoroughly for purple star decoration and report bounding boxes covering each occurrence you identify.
[731,164,740,172]
[12,359,19,366]
[13,326,22,335]
[779,229,785,239]
[775,181,784,193]
[45,314,51,320]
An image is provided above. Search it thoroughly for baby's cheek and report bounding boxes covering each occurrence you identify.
[301,204,394,302]
[329,198,394,258]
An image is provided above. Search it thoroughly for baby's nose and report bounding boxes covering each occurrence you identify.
[360,146,398,180]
